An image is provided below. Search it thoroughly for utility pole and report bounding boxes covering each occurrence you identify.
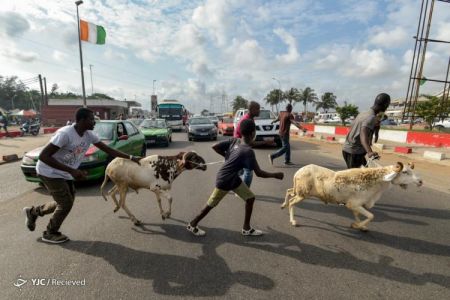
[38,74,45,113]
[43,77,48,105]
[89,64,94,95]
[75,1,87,107]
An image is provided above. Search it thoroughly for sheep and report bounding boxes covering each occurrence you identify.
[100,151,206,225]
[282,162,423,231]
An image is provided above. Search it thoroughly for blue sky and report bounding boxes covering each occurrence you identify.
[1,0,449,113]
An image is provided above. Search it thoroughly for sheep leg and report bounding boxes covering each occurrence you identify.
[350,206,374,232]
[352,211,361,223]
[282,188,295,209]
[160,191,172,219]
[288,196,304,226]
[118,186,140,225]
[109,186,121,213]
[154,192,166,220]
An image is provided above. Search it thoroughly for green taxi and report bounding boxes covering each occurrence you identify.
[20,120,146,183]
[139,118,172,147]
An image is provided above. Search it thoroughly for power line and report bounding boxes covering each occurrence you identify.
[14,35,156,86]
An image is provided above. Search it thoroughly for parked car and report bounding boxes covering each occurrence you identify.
[129,118,144,127]
[234,109,281,147]
[218,117,234,136]
[140,118,172,147]
[20,120,146,183]
[207,116,219,127]
[433,118,450,130]
[380,118,397,126]
[186,117,217,141]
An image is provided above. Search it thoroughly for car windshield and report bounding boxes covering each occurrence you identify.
[208,116,219,121]
[222,118,234,123]
[129,119,143,126]
[140,120,166,129]
[93,122,114,140]
[255,110,274,120]
[189,118,212,125]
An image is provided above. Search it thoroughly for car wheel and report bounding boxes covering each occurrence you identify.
[188,136,192,141]
[435,125,444,131]
[169,136,172,142]
[141,144,147,156]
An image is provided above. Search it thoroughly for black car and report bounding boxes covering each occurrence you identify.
[207,116,219,127]
[187,117,217,141]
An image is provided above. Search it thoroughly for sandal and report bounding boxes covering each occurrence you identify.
[187,224,206,236]
[241,228,263,236]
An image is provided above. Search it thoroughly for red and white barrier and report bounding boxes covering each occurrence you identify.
[292,123,450,148]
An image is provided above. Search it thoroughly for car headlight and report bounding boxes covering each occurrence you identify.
[189,128,195,132]
[22,156,35,165]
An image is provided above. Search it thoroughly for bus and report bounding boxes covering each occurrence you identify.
[156,100,187,131]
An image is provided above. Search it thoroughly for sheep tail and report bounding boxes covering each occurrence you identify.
[100,173,110,201]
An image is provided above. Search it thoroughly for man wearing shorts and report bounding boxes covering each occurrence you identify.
[187,119,284,237]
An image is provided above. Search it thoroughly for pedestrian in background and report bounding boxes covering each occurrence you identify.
[342,93,391,168]
[23,108,141,244]
[0,111,10,137]
[269,104,303,166]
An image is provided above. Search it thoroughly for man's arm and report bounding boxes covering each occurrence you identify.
[94,141,141,164]
[271,116,280,124]
[39,144,87,180]
[212,142,227,157]
[360,127,377,158]
[253,161,284,179]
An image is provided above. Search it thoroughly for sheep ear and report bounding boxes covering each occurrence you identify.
[176,152,186,160]
[383,172,398,182]
[394,162,403,173]
[408,162,415,169]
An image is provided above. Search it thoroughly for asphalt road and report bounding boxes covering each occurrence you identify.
[1,133,449,299]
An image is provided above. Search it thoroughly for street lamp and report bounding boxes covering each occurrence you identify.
[272,77,281,113]
[75,0,87,107]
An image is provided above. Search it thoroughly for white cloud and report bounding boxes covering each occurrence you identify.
[369,27,409,48]
[274,28,300,64]
[191,0,234,46]
[52,50,67,62]
[0,11,30,37]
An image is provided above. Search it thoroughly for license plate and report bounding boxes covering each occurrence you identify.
[200,133,209,136]
[263,137,273,141]
[148,140,156,143]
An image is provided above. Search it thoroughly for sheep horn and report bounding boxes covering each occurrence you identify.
[395,162,403,173]
[408,162,415,169]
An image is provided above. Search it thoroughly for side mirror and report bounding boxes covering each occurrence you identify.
[118,135,129,141]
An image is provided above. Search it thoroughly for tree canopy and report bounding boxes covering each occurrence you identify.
[232,96,248,112]
[316,92,337,112]
[336,101,359,126]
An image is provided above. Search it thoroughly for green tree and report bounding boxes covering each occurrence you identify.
[87,93,114,99]
[336,101,359,126]
[265,89,283,113]
[316,92,337,112]
[415,95,448,130]
[232,96,248,113]
[283,87,301,106]
[298,87,318,115]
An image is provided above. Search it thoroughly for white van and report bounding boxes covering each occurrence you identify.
[234,109,281,147]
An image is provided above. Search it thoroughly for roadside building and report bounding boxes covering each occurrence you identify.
[41,98,128,126]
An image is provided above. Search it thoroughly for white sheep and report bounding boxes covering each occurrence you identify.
[282,162,422,231]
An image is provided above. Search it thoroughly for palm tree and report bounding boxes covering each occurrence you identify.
[232,96,248,113]
[265,89,283,113]
[298,87,318,115]
[283,88,301,107]
[315,92,337,112]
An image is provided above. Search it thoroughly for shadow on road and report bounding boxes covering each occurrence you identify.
[254,195,449,258]
[129,222,450,290]
[62,238,274,297]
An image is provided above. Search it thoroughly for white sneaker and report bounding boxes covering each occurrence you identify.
[241,228,263,236]
[187,224,206,236]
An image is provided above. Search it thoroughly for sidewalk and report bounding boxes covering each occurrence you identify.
[294,131,450,167]
[0,134,52,164]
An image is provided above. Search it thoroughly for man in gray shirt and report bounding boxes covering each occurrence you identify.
[342,93,391,168]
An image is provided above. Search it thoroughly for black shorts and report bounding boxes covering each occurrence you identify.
[342,151,367,169]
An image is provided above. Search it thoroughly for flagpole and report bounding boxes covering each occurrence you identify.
[75,0,87,108]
